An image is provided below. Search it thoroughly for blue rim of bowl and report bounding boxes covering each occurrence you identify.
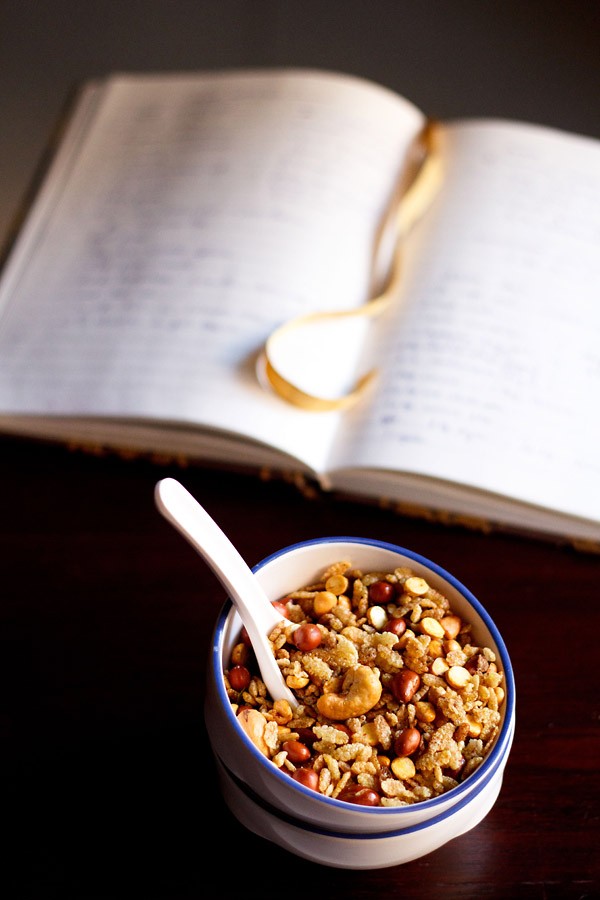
[210,536,516,817]
[215,718,513,840]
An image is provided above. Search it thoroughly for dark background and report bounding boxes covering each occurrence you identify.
[1,3,599,898]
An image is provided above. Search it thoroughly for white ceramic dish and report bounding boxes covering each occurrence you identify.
[215,721,513,869]
[205,537,515,849]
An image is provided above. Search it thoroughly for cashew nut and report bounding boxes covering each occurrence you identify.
[316,664,382,720]
[237,707,269,755]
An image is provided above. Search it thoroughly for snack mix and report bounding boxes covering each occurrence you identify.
[224,560,505,807]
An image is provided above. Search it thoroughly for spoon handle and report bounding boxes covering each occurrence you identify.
[154,478,297,706]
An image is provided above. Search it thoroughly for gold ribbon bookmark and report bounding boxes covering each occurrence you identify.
[260,120,443,412]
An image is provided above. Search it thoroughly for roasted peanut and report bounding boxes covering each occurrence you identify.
[368,580,396,604]
[286,672,310,689]
[446,665,472,689]
[431,656,449,676]
[394,726,421,757]
[282,740,311,764]
[292,623,322,651]
[228,665,251,691]
[325,574,349,595]
[230,642,250,666]
[404,576,429,596]
[415,700,436,723]
[420,616,445,639]
[291,768,319,790]
[313,591,337,616]
[391,668,421,703]
[367,605,388,629]
[391,756,416,780]
[384,616,407,639]
[466,717,482,738]
[440,615,462,639]
[271,599,290,619]
[338,785,380,806]
[428,638,444,658]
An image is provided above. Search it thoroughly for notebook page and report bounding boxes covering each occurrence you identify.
[0,70,424,474]
[330,120,600,523]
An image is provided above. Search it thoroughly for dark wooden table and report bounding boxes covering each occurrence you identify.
[3,435,598,899]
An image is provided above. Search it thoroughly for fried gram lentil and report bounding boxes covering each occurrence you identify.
[225,561,505,807]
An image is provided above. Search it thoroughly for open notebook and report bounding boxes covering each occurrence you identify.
[0,69,599,549]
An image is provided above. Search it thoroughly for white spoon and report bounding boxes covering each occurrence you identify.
[154,477,297,708]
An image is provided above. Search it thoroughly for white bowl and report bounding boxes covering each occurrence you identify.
[205,537,515,851]
[215,722,514,869]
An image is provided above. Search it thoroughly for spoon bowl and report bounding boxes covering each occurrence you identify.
[154,477,297,707]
